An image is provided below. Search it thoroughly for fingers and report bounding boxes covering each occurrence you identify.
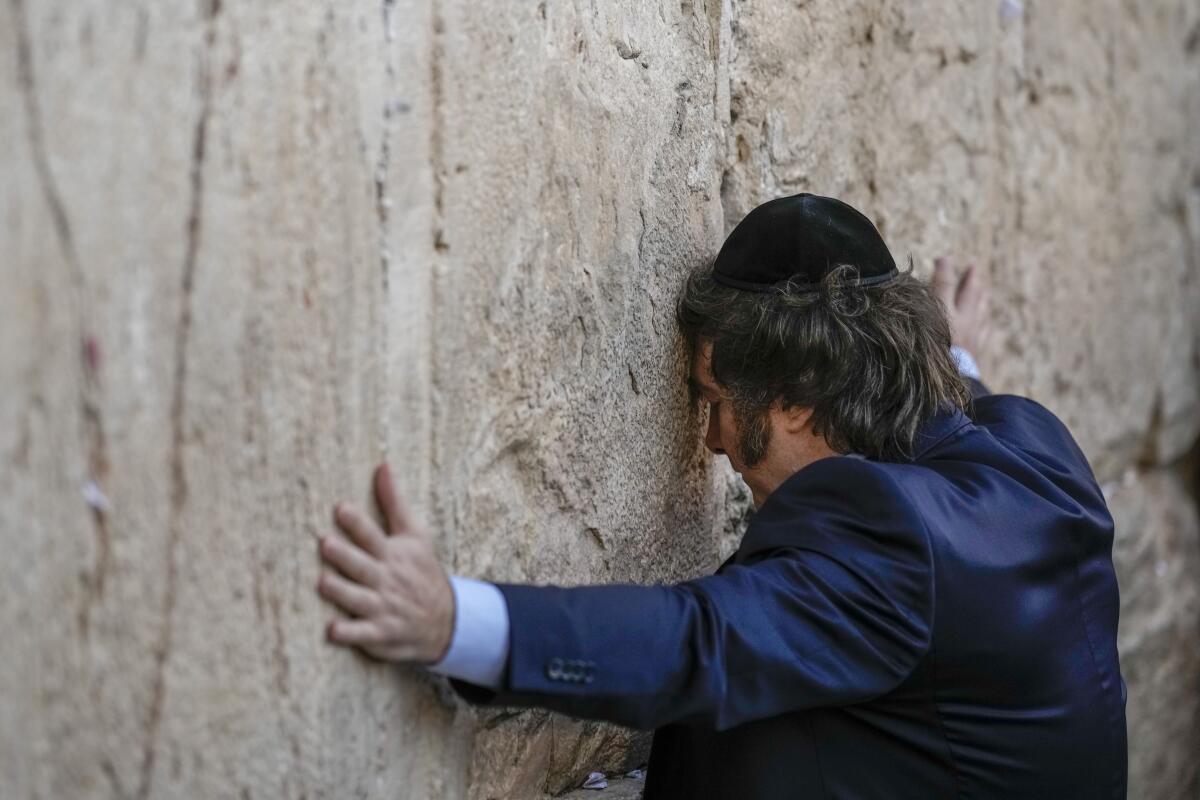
[931,257,954,299]
[955,263,979,307]
[326,618,387,646]
[933,257,989,313]
[957,264,992,320]
[374,461,415,535]
[319,534,381,587]
[317,569,379,617]
[319,467,441,661]
[334,503,388,557]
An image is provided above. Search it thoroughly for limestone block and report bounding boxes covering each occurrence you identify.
[1,0,738,797]
[1105,460,1200,800]
[426,0,740,792]
[2,1,468,797]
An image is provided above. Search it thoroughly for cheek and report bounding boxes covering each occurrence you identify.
[717,408,743,463]
[720,409,739,446]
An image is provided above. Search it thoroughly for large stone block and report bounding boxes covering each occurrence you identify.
[1105,457,1200,800]
[426,0,743,794]
[1,1,463,797]
[0,0,738,797]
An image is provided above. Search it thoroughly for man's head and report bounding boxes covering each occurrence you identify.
[677,196,972,507]
[688,337,841,506]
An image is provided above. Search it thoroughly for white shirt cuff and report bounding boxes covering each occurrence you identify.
[950,345,981,381]
[425,575,510,689]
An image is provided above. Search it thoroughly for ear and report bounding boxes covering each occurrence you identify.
[777,402,815,435]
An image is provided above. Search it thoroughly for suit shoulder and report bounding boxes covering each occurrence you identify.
[762,455,911,511]
[741,456,926,561]
[972,390,1056,418]
[969,393,1091,472]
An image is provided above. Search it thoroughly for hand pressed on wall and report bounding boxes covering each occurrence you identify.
[317,462,455,664]
[932,256,993,358]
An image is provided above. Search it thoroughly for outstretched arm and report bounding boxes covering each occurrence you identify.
[319,459,934,732]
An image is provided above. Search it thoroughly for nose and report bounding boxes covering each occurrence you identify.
[704,404,725,455]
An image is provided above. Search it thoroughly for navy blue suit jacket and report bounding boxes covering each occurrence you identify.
[453,381,1128,798]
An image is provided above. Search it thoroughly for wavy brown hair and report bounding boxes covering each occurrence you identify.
[675,259,973,463]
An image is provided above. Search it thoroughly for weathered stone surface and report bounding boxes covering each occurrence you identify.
[1105,457,1200,800]
[2,2,467,797]
[426,1,738,794]
[1,1,732,797]
[2,0,1198,798]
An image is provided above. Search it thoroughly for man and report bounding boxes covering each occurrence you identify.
[316,194,1128,798]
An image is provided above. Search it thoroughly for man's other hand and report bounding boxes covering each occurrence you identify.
[317,462,454,664]
[932,256,992,357]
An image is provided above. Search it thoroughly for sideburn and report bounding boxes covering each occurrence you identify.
[732,402,773,467]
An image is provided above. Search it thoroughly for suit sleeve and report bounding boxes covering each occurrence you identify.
[449,458,935,732]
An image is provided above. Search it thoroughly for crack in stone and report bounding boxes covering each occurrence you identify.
[12,0,79,277]
[428,0,446,523]
[101,757,128,798]
[636,207,647,266]
[481,708,524,730]
[267,590,291,696]
[12,0,115,638]
[377,0,398,457]
[430,3,447,226]
[717,0,740,234]
[136,4,219,797]
[79,366,112,638]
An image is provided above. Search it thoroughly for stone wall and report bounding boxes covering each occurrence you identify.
[1,1,1196,798]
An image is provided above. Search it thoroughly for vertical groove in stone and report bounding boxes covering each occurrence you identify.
[11,0,78,278]
[427,0,445,539]
[12,0,113,638]
[136,3,219,797]
[376,0,398,460]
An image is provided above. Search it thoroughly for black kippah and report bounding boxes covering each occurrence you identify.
[711,193,899,293]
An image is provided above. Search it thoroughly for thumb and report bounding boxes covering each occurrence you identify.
[374,461,416,535]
